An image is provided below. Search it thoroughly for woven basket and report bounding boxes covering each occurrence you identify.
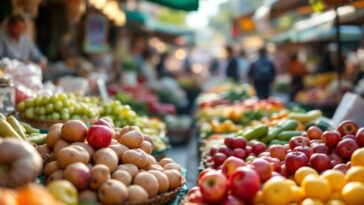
[20,117,97,130]
[124,185,183,205]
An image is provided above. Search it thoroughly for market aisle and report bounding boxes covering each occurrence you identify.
[167,132,199,188]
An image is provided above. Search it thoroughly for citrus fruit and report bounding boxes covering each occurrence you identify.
[254,190,263,204]
[295,167,318,185]
[301,198,325,205]
[302,175,331,201]
[346,166,364,184]
[351,148,364,166]
[342,182,364,205]
[291,185,305,204]
[320,170,346,192]
[328,192,342,200]
[326,199,345,205]
[262,177,292,205]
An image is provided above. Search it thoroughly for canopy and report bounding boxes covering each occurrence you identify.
[126,10,146,25]
[145,0,199,11]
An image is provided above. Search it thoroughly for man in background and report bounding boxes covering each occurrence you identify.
[0,14,47,69]
[248,47,276,99]
[225,45,239,82]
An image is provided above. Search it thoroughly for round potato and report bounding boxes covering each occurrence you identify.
[46,123,63,149]
[127,185,149,202]
[159,158,174,167]
[163,163,182,173]
[112,170,132,186]
[109,144,128,160]
[164,170,183,190]
[46,170,64,184]
[57,146,88,169]
[93,148,118,172]
[98,179,128,205]
[90,164,110,190]
[44,161,58,177]
[140,141,153,154]
[149,170,169,193]
[79,189,97,202]
[133,172,159,197]
[119,130,144,148]
[71,142,94,158]
[117,164,139,178]
[121,149,148,169]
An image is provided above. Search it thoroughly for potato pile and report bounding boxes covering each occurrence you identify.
[41,120,185,205]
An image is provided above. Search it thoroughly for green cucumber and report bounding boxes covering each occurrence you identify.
[244,125,268,140]
[277,131,304,141]
[269,139,288,145]
[27,134,46,145]
[19,121,40,134]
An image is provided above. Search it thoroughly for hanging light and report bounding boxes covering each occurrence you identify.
[90,0,107,9]
[103,0,119,20]
[114,10,126,26]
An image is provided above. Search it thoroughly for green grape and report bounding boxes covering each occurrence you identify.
[38,107,46,115]
[50,96,58,104]
[51,112,61,121]
[71,115,81,120]
[24,99,34,108]
[17,101,26,112]
[112,106,122,115]
[34,107,41,115]
[54,101,63,111]
[41,96,49,105]
[34,97,42,106]
[46,115,53,120]
[46,103,54,113]
[39,115,46,120]
[68,106,75,114]
[24,108,34,119]
[84,97,91,103]
[57,93,67,101]
[114,120,122,128]
[61,108,70,115]
[61,112,70,120]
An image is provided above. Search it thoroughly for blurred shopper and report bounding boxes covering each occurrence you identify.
[225,45,239,82]
[156,52,171,78]
[140,49,157,84]
[248,47,276,99]
[0,15,47,69]
[209,57,220,76]
[237,49,249,83]
[289,53,308,101]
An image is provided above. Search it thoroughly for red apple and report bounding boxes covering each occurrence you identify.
[222,195,245,205]
[310,139,323,145]
[269,144,287,161]
[311,143,330,154]
[252,141,267,155]
[307,126,323,140]
[355,127,364,147]
[245,155,256,162]
[188,190,206,204]
[232,148,246,159]
[321,131,341,148]
[224,137,235,149]
[245,146,252,156]
[222,156,246,178]
[213,153,228,166]
[289,136,310,150]
[333,163,347,173]
[210,147,218,156]
[336,138,359,158]
[280,164,288,177]
[251,158,273,182]
[283,144,290,151]
[198,171,228,203]
[293,146,313,159]
[265,157,281,172]
[343,135,355,140]
[309,153,331,173]
[218,147,233,157]
[329,152,344,164]
[86,125,113,149]
[233,138,247,149]
[258,151,270,158]
[94,119,113,129]
[337,120,358,136]
[284,151,309,175]
[228,167,260,201]
[188,186,200,196]
[198,169,214,181]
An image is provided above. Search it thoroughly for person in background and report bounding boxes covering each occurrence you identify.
[289,53,308,101]
[0,15,47,69]
[225,45,239,82]
[248,47,276,99]
[156,52,171,78]
[237,49,249,83]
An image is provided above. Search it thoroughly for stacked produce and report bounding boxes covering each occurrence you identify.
[40,119,185,205]
[186,120,364,205]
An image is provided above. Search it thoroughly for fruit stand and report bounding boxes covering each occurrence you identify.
[183,83,364,205]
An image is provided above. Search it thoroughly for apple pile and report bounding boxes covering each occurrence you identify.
[39,119,185,205]
[205,136,267,169]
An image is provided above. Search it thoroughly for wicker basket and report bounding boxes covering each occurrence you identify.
[124,185,183,205]
[20,117,97,130]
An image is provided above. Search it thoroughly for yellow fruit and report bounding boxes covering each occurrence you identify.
[326,199,345,205]
[262,178,292,205]
[329,192,342,200]
[291,186,305,204]
[301,198,325,205]
[342,182,364,205]
[254,190,263,204]
[351,148,364,166]
[302,175,331,201]
[346,167,364,184]
[287,179,297,187]
[320,170,347,192]
[295,167,318,185]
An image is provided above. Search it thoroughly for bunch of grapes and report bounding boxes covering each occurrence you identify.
[100,100,139,128]
[17,93,100,121]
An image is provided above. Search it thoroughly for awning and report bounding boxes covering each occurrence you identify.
[145,0,199,11]
[126,10,146,25]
